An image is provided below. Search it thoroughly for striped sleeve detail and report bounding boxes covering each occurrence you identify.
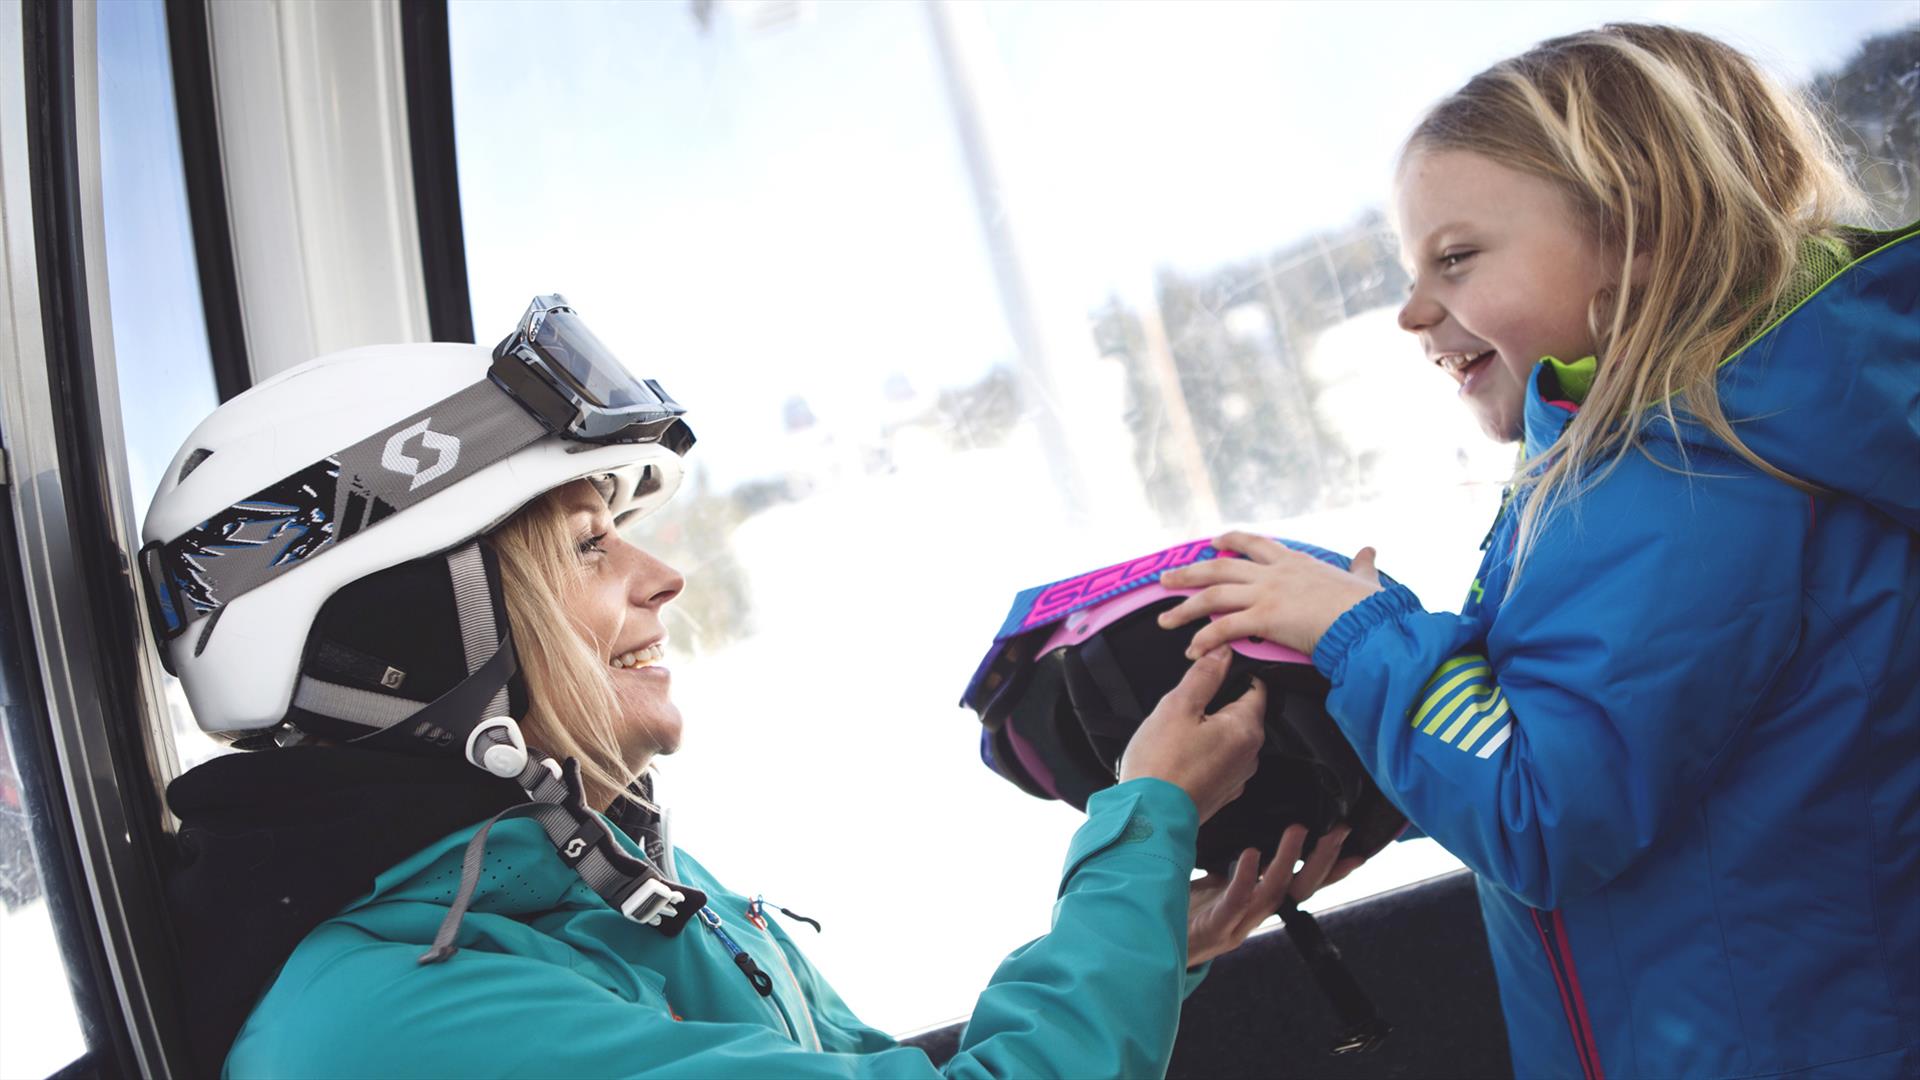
[1408,652,1511,756]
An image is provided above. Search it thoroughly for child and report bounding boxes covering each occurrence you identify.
[1158,24,1919,1080]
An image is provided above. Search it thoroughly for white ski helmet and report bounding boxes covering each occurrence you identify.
[140,295,693,738]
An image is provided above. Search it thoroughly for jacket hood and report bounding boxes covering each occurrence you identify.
[165,746,524,1075]
[1712,223,1920,531]
[1524,221,1920,531]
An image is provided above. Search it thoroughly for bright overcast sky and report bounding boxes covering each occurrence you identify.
[450,0,1913,487]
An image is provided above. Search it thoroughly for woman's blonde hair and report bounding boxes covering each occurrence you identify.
[1405,23,1868,569]
[489,485,649,810]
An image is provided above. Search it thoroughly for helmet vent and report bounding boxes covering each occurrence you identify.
[177,448,214,482]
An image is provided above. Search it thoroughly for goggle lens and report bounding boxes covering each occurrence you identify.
[531,308,664,411]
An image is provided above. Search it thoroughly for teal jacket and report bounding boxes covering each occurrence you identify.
[225,778,1204,1078]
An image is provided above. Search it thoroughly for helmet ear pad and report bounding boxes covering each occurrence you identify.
[1001,658,1116,811]
[981,724,1052,801]
[289,543,529,748]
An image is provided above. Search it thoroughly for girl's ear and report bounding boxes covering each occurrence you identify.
[1627,247,1654,287]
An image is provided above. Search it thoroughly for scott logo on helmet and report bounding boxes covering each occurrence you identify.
[563,838,587,859]
[381,418,462,491]
[1024,538,1215,629]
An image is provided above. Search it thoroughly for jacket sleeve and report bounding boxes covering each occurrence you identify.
[226,778,1202,1079]
[762,782,1211,1060]
[1311,453,1809,909]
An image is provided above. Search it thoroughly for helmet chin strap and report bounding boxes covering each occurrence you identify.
[440,724,777,1000]
[416,725,708,967]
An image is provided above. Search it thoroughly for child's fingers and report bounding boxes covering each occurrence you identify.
[1186,609,1263,658]
[1160,558,1259,590]
[1215,532,1292,564]
[1157,584,1257,631]
[1349,546,1381,584]
[1157,607,1202,631]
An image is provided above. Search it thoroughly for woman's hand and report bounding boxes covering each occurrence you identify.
[1118,646,1265,824]
[1157,532,1385,658]
[1187,824,1364,968]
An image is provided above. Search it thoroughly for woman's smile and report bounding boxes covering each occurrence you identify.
[609,640,668,670]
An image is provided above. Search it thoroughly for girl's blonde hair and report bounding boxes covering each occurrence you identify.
[489,485,650,810]
[1405,23,1868,569]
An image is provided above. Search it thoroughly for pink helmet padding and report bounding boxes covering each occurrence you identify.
[962,537,1343,712]
[1003,722,1062,800]
[1039,578,1312,665]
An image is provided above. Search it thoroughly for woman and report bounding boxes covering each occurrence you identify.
[150,297,1340,1078]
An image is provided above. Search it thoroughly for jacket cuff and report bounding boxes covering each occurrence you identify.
[1060,778,1199,891]
[1312,583,1423,683]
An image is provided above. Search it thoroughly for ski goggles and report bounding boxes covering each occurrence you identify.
[139,295,694,651]
[490,294,691,444]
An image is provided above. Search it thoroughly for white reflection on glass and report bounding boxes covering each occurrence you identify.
[450,0,1917,1034]
[97,0,227,775]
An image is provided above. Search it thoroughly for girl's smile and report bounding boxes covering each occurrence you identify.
[1433,349,1499,394]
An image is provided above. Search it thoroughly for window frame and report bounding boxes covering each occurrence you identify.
[0,0,200,1073]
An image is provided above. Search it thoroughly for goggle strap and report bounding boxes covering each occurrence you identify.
[145,378,547,645]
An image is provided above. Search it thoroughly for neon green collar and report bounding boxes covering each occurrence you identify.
[1540,355,1597,405]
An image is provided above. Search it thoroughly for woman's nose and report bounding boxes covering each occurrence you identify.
[627,546,684,610]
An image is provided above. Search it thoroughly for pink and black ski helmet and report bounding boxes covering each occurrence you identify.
[961,537,1405,876]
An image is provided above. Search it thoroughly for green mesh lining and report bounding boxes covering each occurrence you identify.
[1726,220,1920,360]
[1734,235,1852,345]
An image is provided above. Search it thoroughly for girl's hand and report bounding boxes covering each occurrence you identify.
[1157,532,1385,657]
[1187,824,1362,968]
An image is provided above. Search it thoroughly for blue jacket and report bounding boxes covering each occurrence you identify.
[224,778,1207,1078]
[1312,224,1920,1079]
